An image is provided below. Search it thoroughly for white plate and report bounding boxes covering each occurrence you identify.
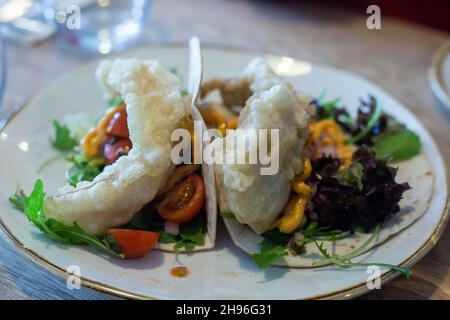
[0,45,448,300]
[429,40,450,112]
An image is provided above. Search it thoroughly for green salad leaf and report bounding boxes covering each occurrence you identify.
[109,97,124,107]
[374,129,421,161]
[9,187,26,212]
[9,180,123,258]
[173,218,205,251]
[158,232,179,244]
[333,162,364,191]
[180,89,189,97]
[65,151,104,187]
[312,224,412,278]
[52,120,78,152]
[251,229,291,269]
[252,222,351,269]
[252,237,288,269]
[297,221,351,246]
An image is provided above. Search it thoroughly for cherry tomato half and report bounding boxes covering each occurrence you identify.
[103,138,132,164]
[106,108,129,138]
[106,229,159,259]
[158,174,205,224]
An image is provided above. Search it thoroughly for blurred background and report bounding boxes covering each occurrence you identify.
[0,0,448,124]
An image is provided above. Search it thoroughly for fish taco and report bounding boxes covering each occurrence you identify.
[198,58,433,273]
[10,58,217,258]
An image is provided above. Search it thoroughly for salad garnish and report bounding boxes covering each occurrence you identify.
[51,120,78,152]
[312,224,413,279]
[313,95,421,161]
[12,101,207,256]
[251,93,418,273]
[123,209,206,252]
[310,147,410,232]
[9,180,124,258]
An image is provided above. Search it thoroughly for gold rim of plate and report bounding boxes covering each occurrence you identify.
[428,40,450,111]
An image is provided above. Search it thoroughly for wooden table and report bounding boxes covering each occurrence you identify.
[1,0,449,300]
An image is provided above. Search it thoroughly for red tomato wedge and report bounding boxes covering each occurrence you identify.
[106,108,129,138]
[103,138,132,164]
[158,174,205,224]
[106,229,159,259]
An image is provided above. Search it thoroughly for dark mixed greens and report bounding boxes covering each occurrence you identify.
[308,146,410,232]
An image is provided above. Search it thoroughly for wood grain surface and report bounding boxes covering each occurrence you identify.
[0,0,449,300]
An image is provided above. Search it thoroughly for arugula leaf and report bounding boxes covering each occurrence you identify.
[251,222,351,269]
[251,228,292,269]
[374,129,421,161]
[333,162,364,191]
[10,180,123,258]
[24,179,45,223]
[315,241,332,259]
[158,232,178,244]
[174,219,205,251]
[252,237,288,269]
[312,224,412,278]
[297,222,351,246]
[180,222,204,244]
[52,120,78,152]
[9,187,26,212]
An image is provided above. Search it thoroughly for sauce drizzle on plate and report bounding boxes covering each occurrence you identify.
[170,266,189,278]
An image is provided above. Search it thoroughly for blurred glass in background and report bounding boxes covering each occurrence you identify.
[58,0,152,54]
[0,0,56,46]
[0,0,152,53]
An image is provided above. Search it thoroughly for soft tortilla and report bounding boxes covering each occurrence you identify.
[223,153,434,267]
[156,106,218,252]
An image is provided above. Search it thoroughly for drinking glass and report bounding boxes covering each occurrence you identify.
[0,0,56,46]
[58,0,152,55]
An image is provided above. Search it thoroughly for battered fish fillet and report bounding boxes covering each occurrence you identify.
[45,59,188,234]
[213,59,312,234]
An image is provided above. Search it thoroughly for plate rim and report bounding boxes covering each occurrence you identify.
[0,42,449,300]
[428,40,450,111]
